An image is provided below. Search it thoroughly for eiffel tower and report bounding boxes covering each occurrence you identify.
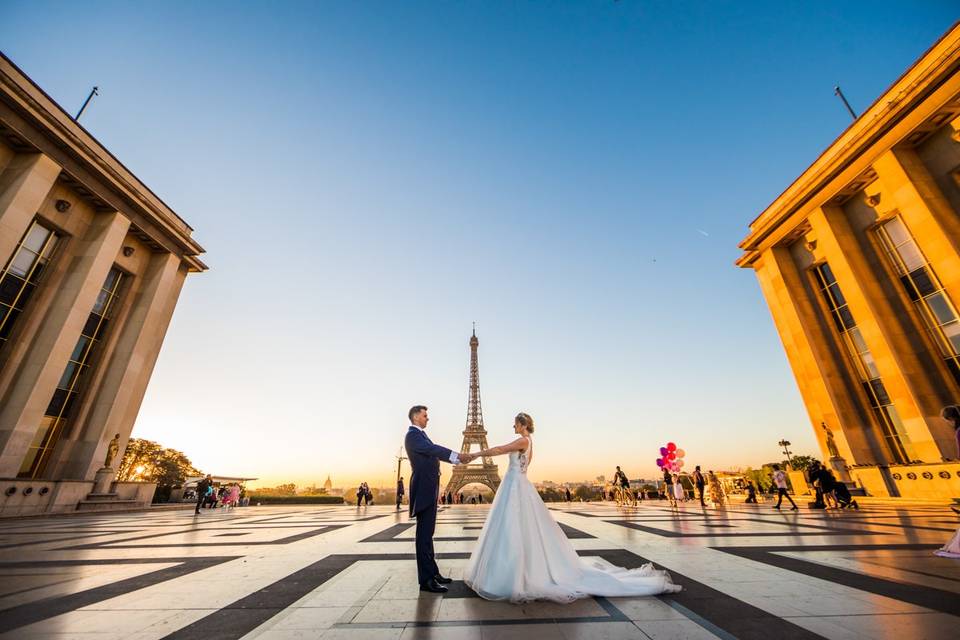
[444,327,501,497]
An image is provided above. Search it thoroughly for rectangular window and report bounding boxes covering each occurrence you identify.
[877,216,960,388]
[18,267,126,479]
[813,262,916,463]
[0,219,60,349]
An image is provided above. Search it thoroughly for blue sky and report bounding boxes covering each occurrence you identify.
[2,1,957,488]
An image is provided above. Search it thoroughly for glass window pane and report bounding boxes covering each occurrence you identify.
[828,284,846,308]
[848,327,868,354]
[93,316,110,340]
[30,416,58,447]
[82,313,102,338]
[46,388,69,415]
[926,293,957,326]
[0,274,25,305]
[869,378,890,406]
[70,335,92,362]
[39,234,59,260]
[91,289,110,315]
[900,275,920,301]
[819,264,836,285]
[861,351,880,379]
[21,224,50,254]
[943,321,960,353]
[103,269,122,292]
[897,241,926,272]
[17,448,41,477]
[910,267,937,297]
[882,218,910,246]
[9,249,37,278]
[838,306,856,331]
[57,361,82,390]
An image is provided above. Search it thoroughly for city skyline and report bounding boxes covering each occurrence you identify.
[2,2,957,489]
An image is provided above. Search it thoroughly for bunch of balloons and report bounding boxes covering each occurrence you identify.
[655,442,686,473]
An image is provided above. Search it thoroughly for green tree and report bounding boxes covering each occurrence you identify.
[785,455,817,472]
[116,438,201,502]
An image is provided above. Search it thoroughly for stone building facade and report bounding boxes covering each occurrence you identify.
[738,24,960,499]
[0,54,205,514]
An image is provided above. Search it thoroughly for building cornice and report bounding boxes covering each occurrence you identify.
[0,52,206,272]
[737,21,960,269]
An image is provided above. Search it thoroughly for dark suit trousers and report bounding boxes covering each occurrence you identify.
[414,506,439,585]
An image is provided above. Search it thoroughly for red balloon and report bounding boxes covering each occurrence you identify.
[667,452,676,460]
[667,442,677,452]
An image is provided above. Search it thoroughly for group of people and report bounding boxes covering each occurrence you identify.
[193,474,246,514]
[609,464,727,508]
[356,482,374,506]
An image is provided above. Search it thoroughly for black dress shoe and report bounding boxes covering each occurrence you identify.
[419,579,448,593]
[434,574,453,584]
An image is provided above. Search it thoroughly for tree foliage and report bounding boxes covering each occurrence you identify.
[117,438,201,490]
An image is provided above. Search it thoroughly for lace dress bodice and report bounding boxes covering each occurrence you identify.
[508,449,529,475]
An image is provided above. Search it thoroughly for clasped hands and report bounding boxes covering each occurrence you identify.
[458,453,479,464]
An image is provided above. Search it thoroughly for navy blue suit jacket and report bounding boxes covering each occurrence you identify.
[404,427,455,517]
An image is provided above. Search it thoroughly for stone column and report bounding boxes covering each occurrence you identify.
[755,245,886,465]
[61,252,188,480]
[809,205,948,461]
[873,148,960,308]
[0,153,60,265]
[0,211,130,476]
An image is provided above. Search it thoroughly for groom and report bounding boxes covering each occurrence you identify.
[405,405,474,593]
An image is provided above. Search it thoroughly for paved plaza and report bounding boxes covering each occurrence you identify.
[0,500,958,639]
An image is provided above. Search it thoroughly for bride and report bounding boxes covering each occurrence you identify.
[463,412,681,603]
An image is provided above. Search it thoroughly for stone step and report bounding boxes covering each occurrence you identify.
[76,499,138,512]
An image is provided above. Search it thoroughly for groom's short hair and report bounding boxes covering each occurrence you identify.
[409,405,428,422]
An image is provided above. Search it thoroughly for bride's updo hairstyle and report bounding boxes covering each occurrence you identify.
[515,412,535,433]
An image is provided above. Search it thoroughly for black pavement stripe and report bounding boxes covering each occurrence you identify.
[606,520,884,538]
[0,557,236,634]
[62,525,347,549]
[716,544,960,616]
[582,550,824,640]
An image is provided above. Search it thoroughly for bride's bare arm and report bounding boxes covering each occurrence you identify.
[475,437,528,458]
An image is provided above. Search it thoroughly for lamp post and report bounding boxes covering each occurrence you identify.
[778,439,794,470]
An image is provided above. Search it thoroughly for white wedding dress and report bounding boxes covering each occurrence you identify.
[463,440,681,602]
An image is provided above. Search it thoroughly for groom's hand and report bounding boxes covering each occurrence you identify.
[460,453,475,464]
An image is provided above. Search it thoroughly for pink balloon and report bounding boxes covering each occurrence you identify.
[656,459,665,467]
[675,448,685,458]
[659,447,668,456]
[667,442,677,452]
[677,460,685,468]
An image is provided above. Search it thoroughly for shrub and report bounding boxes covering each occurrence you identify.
[247,494,344,505]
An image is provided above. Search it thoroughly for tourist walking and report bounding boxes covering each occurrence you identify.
[693,466,706,506]
[672,474,685,503]
[707,471,725,507]
[194,474,212,515]
[771,464,798,510]
[744,480,758,503]
[662,468,675,506]
[565,487,572,502]
[356,484,365,507]
[397,477,405,510]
